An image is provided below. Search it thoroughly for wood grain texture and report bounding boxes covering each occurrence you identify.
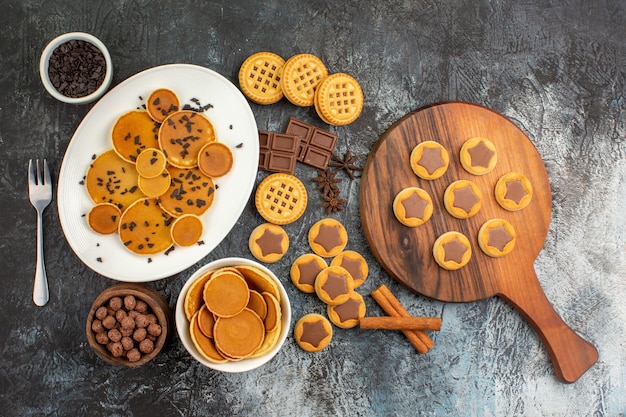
[360,102,597,382]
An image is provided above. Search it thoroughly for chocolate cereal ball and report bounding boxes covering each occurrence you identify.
[108,296,123,311]
[95,332,109,345]
[126,348,141,362]
[95,306,108,320]
[133,327,147,342]
[115,309,127,322]
[108,328,122,343]
[91,319,104,333]
[139,338,154,354]
[121,316,136,330]
[147,323,162,337]
[135,314,150,328]
[123,295,137,311]
[121,336,134,351]
[107,342,124,357]
[134,300,148,314]
[102,315,117,330]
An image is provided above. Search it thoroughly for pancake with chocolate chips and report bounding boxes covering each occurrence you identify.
[159,110,216,168]
[111,110,160,163]
[158,166,216,217]
[118,198,174,255]
[85,149,146,211]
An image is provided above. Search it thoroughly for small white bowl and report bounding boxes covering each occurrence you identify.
[176,257,292,372]
[39,32,113,104]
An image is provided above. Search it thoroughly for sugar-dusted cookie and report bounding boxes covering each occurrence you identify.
[314,265,355,306]
[410,141,449,180]
[432,231,472,270]
[392,187,434,227]
[478,218,517,257]
[294,313,333,352]
[255,173,308,225]
[314,73,363,126]
[494,172,533,211]
[443,180,483,219]
[330,250,368,288]
[159,110,216,168]
[248,223,289,263]
[146,88,180,123]
[238,52,285,105]
[459,137,497,175]
[327,291,366,329]
[281,54,328,107]
[290,253,328,293]
[87,203,121,235]
[308,218,348,258]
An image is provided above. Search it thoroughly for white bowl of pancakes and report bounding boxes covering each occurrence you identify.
[176,257,291,372]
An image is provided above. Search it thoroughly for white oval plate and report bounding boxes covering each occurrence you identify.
[57,64,259,281]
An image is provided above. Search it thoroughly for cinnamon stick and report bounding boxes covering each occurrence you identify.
[370,284,435,353]
[360,316,442,331]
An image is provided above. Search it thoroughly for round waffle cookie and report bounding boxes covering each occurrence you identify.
[85,149,146,211]
[314,73,363,126]
[281,54,328,107]
[158,166,215,217]
[158,110,216,168]
[255,173,308,225]
[118,198,174,255]
[238,52,285,105]
[111,110,159,163]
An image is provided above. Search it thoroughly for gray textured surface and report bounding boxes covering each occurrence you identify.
[1,0,625,416]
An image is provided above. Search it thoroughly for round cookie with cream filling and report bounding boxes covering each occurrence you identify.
[248,223,289,263]
[308,218,348,258]
[410,141,449,180]
[478,218,517,257]
[494,172,533,211]
[432,231,472,270]
[330,250,368,288]
[327,291,366,329]
[443,180,483,219]
[314,265,355,306]
[294,313,333,352]
[290,253,328,293]
[392,187,434,227]
[459,137,497,175]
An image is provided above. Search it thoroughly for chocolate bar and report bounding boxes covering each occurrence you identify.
[258,131,300,174]
[285,117,338,170]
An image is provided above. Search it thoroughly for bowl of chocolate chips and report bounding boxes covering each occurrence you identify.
[86,283,172,367]
[39,32,113,104]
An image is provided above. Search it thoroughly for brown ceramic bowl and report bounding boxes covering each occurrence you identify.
[86,283,172,367]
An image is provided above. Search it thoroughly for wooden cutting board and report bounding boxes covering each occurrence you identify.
[360,102,597,383]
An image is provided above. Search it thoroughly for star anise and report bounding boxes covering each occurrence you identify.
[329,149,362,180]
[312,169,341,196]
[321,191,347,214]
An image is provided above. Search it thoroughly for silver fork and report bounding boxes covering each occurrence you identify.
[28,159,52,306]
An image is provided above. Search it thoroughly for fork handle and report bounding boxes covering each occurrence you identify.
[33,211,49,306]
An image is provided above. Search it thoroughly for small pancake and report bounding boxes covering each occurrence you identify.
[184,270,214,321]
[249,320,281,358]
[118,198,173,255]
[111,110,159,163]
[190,311,228,363]
[138,171,171,197]
[159,110,216,168]
[146,88,180,123]
[158,166,215,217]
[247,290,268,320]
[85,149,146,211]
[261,291,281,333]
[135,148,167,178]
[170,214,204,247]
[197,142,233,178]
[197,304,216,339]
[87,203,121,235]
[203,271,250,318]
[213,308,265,359]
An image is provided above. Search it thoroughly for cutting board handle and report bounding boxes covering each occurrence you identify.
[500,269,598,383]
